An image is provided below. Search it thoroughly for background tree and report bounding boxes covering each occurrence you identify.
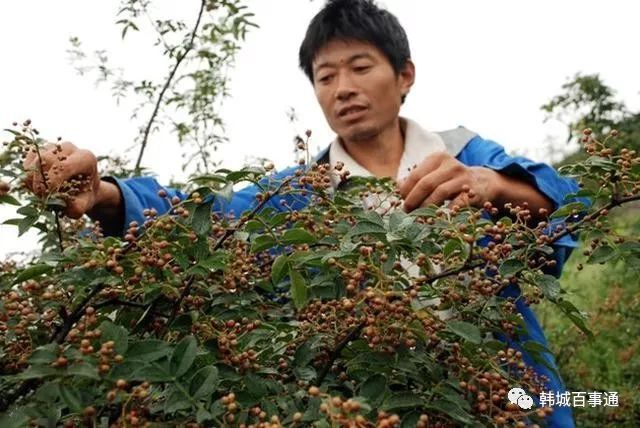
[539,74,640,427]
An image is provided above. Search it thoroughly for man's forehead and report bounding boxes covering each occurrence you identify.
[312,40,378,70]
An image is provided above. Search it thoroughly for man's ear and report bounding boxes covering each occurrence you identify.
[399,59,416,96]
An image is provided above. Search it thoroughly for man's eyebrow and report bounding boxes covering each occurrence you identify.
[314,52,375,73]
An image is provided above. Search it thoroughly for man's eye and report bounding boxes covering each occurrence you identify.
[353,65,371,73]
[318,75,333,83]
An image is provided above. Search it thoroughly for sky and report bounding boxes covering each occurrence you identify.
[1,0,639,257]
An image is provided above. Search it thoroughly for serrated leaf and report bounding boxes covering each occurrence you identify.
[27,343,58,365]
[192,199,214,236]
[251,234,276,253]
[190,365,219,399]
[170,335,198,377]
[271,254,288,284]
[66,362,99,380]
[59,384,82,412]
[134,362,173,382]
[245,372,268,398]
[587,245,616,264]
[282,228,316,245]
[427,399,474,425]
[126,340,171,362]
[16,365,57,380]
[555,299,593,338]
[289,268,308,309]
[499,258,524,277]
[99,320,128,355]
[446,321,482,344]
[360,374,387,406]
[443,239,463,258]
[382,392,424,411]
[535,274,561,300]
[13,264,54,284]
[164,388,192,413]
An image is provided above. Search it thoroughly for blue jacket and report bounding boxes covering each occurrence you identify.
[106,129,579,427]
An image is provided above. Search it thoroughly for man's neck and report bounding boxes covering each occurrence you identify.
[340,118,404,178]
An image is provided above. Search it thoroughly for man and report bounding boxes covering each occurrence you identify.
[24,0,578,425]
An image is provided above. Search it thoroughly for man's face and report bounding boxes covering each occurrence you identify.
[312,39,414,143]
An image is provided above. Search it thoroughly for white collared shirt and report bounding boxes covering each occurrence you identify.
[328,117,447,188]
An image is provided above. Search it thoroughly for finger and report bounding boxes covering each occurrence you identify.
[46,149,97,192]
[23,143,72,194]
[65,191,94,219]
[397,151,449,198]
[402,164,461,212]
[408,177,469,212]
[448,192,471,210]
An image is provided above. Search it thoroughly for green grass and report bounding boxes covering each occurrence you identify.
[537,208,640,426]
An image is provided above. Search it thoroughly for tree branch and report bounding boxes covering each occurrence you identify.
[134,0,206,174]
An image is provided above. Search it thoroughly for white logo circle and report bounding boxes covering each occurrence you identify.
[508,387,535,409]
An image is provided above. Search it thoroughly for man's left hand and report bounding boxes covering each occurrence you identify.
[397,151,501,212]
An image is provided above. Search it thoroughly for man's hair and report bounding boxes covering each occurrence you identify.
[298,0,411,84]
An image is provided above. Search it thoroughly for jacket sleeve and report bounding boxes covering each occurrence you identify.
[102,165,308,237]
[100,176,188,237]
[456,136,587,277]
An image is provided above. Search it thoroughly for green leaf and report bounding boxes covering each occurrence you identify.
[446,321,482,344]
[245,372,268,398]
[195,252,227,272]
[196,406,214,423]
[289,268,308,309]
[271,254,289,284]
[192,199,214,236]
[18,214,39,236]
[65,362,99,380]
[170,335,198,377]
[499,258,524,277]
[126,340,171,362]
[165,387,192,413]
[535,274,561,300]
[251,235,276,253]
[134,362,173,382]
[15,365,57,380]
[59,384,82,412]
[99,320,129,355]
[13,263,53,284]
[550,201,586,218]
[427,399,474,425]
[28,343,58,365]
[401,412,421,428]
[382,392,424,411]
[0,194,20,206]
[555,299,593,338]
[587,245,616,264]
[190,366,219,399]
[0,407,30,428]
[443,239,463,259]
[282,228,316,245]
[360,374,387,407]
[347,222,386,238]
[293,336,320,367]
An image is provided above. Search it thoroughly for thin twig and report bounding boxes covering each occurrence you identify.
[315,321,366,385]
[161,176,295,336]
[134,0,206,174]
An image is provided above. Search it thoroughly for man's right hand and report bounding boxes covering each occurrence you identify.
[22,142,121,220]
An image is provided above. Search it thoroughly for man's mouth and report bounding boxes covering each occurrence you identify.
[338,105,367,118]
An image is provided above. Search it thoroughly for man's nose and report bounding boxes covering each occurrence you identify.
[335,71,357,101]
